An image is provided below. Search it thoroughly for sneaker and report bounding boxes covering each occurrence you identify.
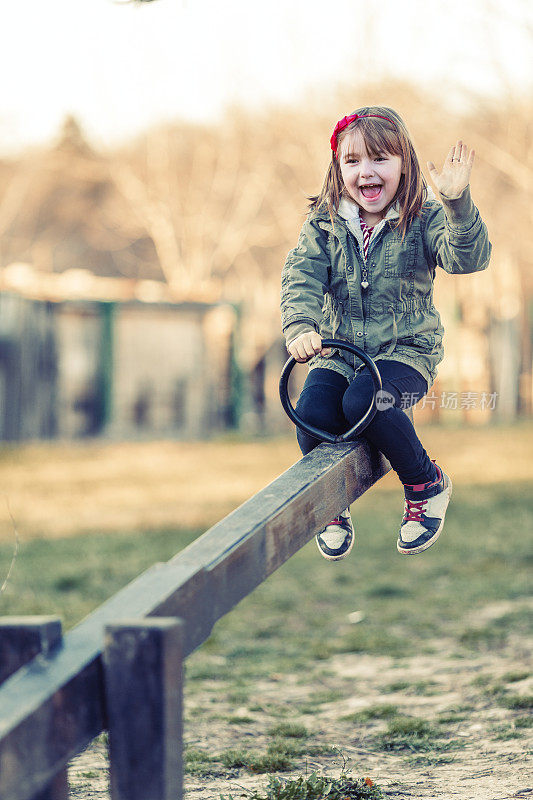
[397,463,452,555]
[316,509,354,561]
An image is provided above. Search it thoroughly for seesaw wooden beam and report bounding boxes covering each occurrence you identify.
[0,440,389,800]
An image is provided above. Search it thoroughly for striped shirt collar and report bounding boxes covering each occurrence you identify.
[359,210,375,260]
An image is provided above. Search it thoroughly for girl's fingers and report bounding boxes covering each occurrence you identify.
[289,340,306,361]
[299,341,313,359]
[292,343,305,361]
[468,148,475,167]
[290,332,323,362]
[308,333,323,355]
[442,140,474,171]
[427,160,437,175]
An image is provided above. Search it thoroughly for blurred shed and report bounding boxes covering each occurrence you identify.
[0,292,236,442]
[0,117,239,441]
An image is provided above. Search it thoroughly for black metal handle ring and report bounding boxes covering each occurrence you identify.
[279,338,382,443]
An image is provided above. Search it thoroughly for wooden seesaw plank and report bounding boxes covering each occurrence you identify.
[0,440,389,800]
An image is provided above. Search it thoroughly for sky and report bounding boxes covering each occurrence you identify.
[0,0,530,155]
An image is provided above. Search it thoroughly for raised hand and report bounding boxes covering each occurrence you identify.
[427,140,475,199]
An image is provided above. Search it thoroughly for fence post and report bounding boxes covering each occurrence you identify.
[103,618,184,800]
[0,617,69,800]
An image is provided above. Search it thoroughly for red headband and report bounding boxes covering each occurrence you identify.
[330,113,394,155]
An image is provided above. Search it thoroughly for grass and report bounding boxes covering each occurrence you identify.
[341,704,399,723]
[373,716,434,750]
[220,771,384,800]
[2,423,532,543]
[0,528,198,624]
[492,725,524,741]
[515,716,533,728]
[470,674,493,687]
[220,748,296,774]
[183,723,335,778]
[502,670,531,683]
[379,680,439,695]
[499,694,533,710]
[372,715,463,754]
[267,723,309,739]
[185,748,220,776]
[226,689,250,704]
[458,626,508,650]
[403,753,456,767]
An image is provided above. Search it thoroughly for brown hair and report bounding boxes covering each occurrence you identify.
[309,106,427,238]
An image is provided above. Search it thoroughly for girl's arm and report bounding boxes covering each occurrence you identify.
[280,217,331,349]
[424,140,492,274]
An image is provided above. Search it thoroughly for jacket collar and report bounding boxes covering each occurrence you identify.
[338,196,400,226]
[337,197,399,245]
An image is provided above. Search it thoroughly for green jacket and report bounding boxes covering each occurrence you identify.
[280,187,491,387]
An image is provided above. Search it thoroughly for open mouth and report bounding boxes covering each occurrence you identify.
[360,184,383,200]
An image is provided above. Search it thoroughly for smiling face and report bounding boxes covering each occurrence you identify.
[339,129,403,226]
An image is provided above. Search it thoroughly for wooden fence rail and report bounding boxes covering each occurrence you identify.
[0,439,390,800]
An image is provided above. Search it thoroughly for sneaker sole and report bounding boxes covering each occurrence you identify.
[397,477,453,555]
[315,533,355,561]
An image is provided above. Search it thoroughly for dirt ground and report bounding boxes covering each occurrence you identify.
[69,623,532,800]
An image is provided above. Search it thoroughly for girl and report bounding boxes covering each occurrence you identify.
[280,106,491,560]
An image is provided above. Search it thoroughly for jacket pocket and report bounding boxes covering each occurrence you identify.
[383,234,418,277]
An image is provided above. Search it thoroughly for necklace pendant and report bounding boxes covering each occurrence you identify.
[361,280,369,289]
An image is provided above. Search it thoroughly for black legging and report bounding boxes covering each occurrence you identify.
[295,360,437,486]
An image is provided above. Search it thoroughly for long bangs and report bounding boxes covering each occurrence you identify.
[341,118,402,161]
